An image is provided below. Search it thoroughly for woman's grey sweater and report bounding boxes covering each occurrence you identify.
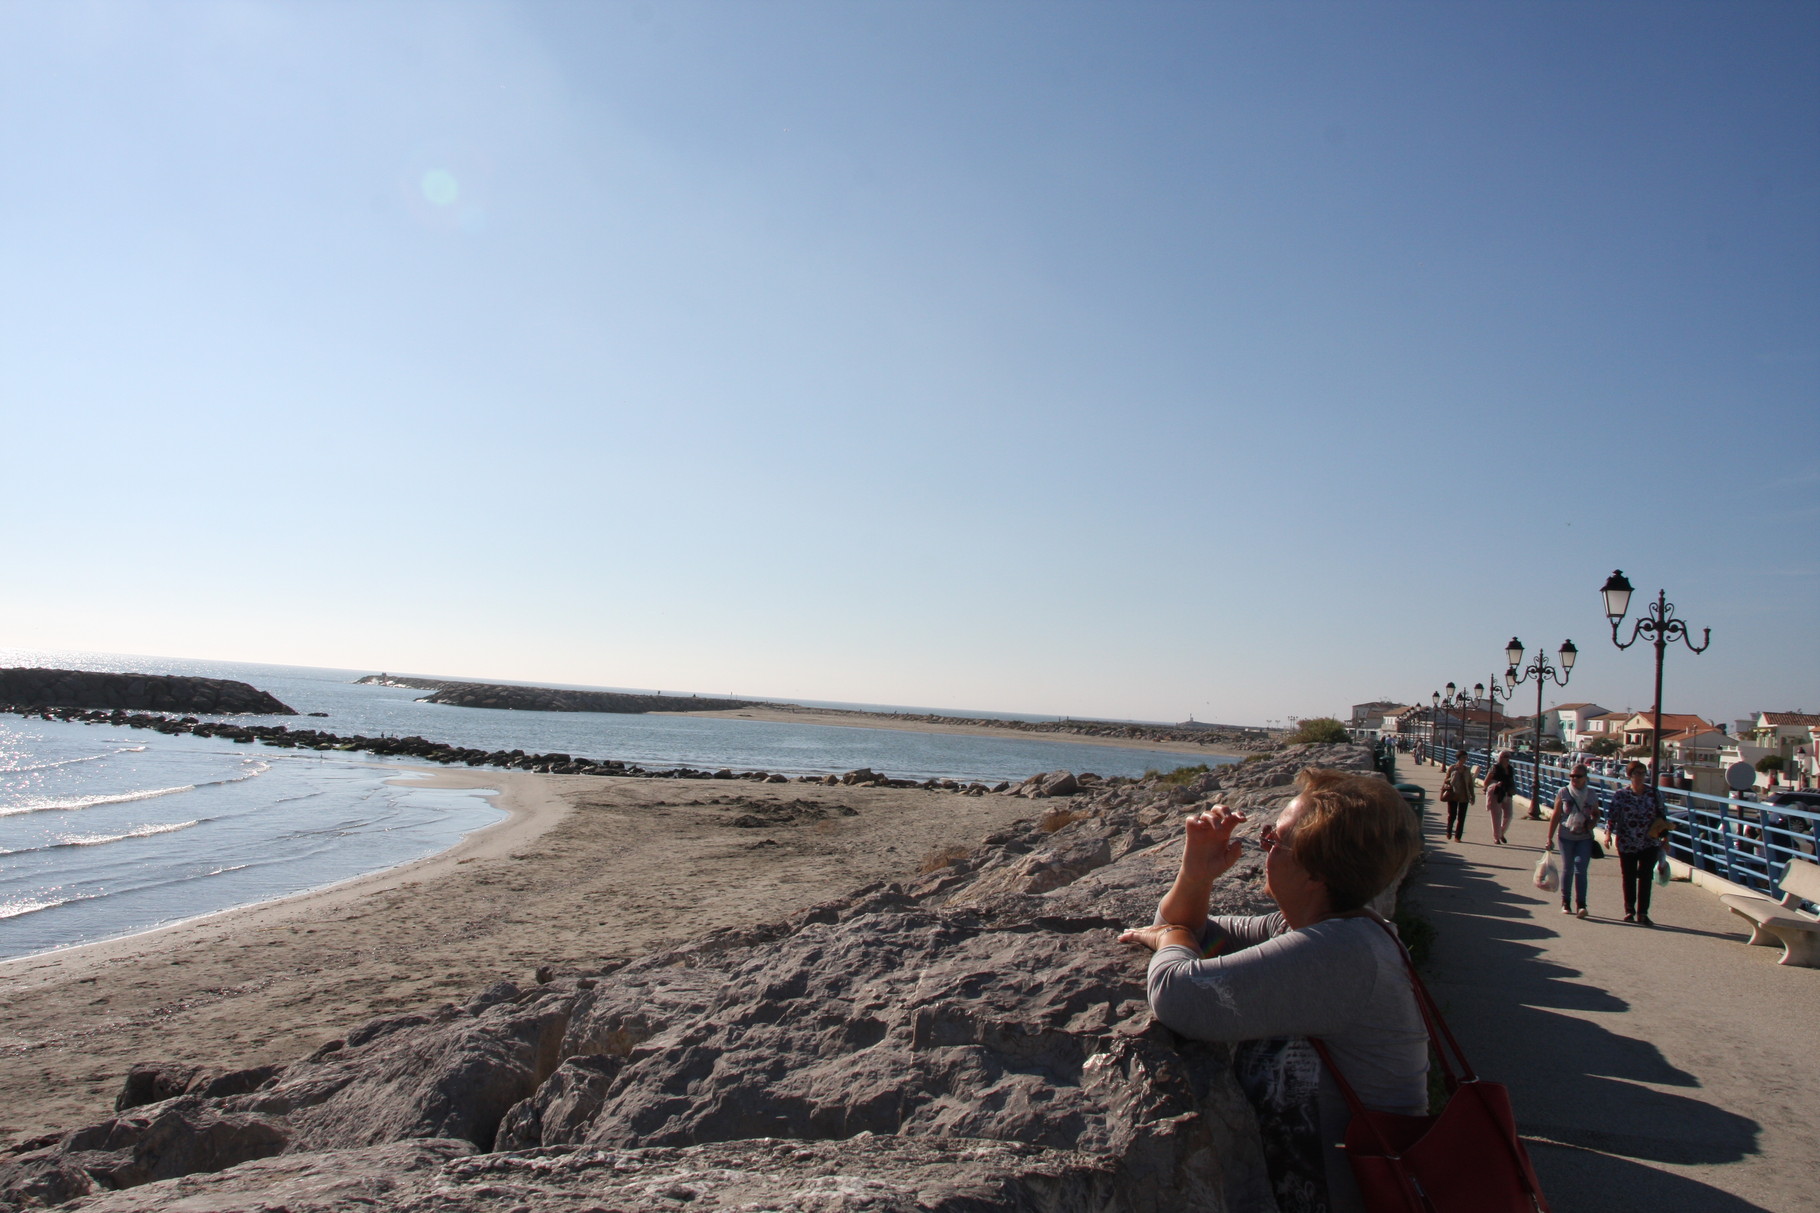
[1148,912,1429,1213]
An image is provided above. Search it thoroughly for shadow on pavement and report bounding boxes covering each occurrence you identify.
[1411,847,1761,1171]
[1525,1140,1778,1213]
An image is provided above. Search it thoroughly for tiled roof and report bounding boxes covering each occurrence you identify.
[1760,712,1820,727]
[1625,713,1712,732]
[1663,726,1724,743]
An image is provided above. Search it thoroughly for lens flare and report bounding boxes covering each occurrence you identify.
[420,169,460,207]
[400,142,493,234]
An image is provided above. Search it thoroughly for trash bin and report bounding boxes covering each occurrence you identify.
[1394,783,1426,817]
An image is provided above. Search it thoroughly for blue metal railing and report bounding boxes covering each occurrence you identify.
[1419,743,1819,911]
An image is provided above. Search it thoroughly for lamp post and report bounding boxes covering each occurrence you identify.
[1475,677,1514,764]
[1602,570,1711,808]
[1441,682,1469,757]
[1505,637,1577,819]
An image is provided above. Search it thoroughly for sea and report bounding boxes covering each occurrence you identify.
[0,648,1229,961]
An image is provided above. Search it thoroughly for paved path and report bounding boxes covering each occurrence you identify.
[1393,756,1818,1213]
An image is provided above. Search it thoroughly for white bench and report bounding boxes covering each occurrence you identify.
[1720,857,1820,968]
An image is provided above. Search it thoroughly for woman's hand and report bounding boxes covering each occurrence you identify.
[1154,805,1249,947]
[1180,805,1248,882]
[1119,923,1198,953]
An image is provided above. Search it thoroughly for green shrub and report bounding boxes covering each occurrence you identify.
[1287,717,1350,745]
[1756,755,1785,774]
[1144,763,1212,786]
[1585,737,1620,756]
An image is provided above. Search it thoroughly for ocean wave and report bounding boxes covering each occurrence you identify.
[0,892,96,921]
[0,819,202,856]
[0,744,149,774]
[0,761,270,817]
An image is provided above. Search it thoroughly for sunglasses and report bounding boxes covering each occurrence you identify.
[1260,824,1283,852]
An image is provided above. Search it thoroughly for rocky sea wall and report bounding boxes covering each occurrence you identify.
[354,676,768,715]
[0,668,294,716]
[353,676,1268,750]
[758,703,1273,752]
[2,705,1084,794]
[0,743,1381,1213]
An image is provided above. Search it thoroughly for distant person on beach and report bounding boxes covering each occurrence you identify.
[1606,761,1664,926]
[1441,752,1476,841]
[1484,751,1517,844]
[1120,769,1425,1213]
[1547,764,1602,918]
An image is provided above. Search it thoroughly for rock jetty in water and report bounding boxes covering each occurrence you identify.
[356,675,769,715]
[0,668,294,716]
[0,744,1381,1213]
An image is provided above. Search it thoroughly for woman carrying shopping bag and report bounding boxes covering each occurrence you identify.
[1546,764,1602,918]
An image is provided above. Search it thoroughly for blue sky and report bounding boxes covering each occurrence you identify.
[1,1,1815,725]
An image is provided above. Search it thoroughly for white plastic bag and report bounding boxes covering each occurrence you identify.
[1655,853,1671,886]
[1534,852,1561,893]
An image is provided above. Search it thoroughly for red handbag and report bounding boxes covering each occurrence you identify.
[1310,921,1551,1213]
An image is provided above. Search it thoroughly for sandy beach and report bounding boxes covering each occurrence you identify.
[681,705,1250,757]
[0,768,1044,1146]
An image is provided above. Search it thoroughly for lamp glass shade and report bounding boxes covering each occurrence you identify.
[1506,638,1525,669]
[1446,682,1456,701]
[1474,682,1485,699]
[1504,667,1516,689]
[1559,640,1577,670]
[1432,692,1440,708]
[1601,570,1633,622]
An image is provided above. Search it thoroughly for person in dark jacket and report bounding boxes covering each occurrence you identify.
[1440,752,1476,841]
[1484,751,1517,844]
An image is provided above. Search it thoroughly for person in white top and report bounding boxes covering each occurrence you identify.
[1546,764,1602,917]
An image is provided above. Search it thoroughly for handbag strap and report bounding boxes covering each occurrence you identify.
[1311,916,1552,1211]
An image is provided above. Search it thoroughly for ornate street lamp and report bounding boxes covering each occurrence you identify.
[1442,682,1469,756]
[1602,570,1710,807]
[1475,677,1514,763]
[1506,637,1577,819]
[1430,684,1468,758]
[1429,691,1441,760]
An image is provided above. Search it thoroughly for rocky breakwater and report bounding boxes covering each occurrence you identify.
[761,703,1274,752]
[356,675,772,715]
[9,706,1031,791]
[0,744,1379,1213]
[0,668,293,716]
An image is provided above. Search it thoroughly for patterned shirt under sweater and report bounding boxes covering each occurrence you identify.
[1606,786,1662,854]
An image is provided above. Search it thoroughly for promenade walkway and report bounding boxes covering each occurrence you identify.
[1395,757,1819,1213]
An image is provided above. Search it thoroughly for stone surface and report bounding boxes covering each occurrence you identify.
[0,744,1376,1213]
[0,669,293,716]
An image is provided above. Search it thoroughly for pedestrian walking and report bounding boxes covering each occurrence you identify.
[1546,763,1602,917]
[1485,751,1517,845]
[1441,752,1476,841]
[1605,761,1666,925]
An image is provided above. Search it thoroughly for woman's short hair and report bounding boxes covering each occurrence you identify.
[1627,761,1649,778]
[1288,768,1420,913]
